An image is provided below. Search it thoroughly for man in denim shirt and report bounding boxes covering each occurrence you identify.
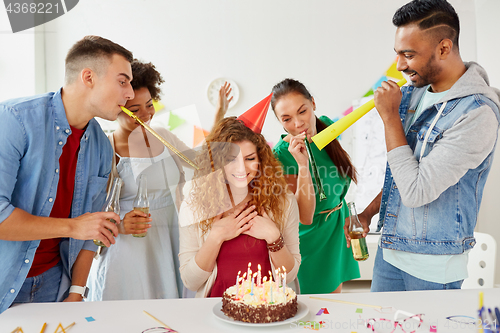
[344,0,500,291]
[0,36,134,313]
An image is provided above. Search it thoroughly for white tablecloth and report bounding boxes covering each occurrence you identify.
[0,288,498,332]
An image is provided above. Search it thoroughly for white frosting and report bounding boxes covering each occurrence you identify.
[225,280,296,306]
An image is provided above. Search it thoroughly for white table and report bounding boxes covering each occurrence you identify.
[0,288,498,332]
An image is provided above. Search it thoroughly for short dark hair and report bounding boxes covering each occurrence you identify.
[393,0,460,49]
[65,35,133,84]
[129,60,164,101]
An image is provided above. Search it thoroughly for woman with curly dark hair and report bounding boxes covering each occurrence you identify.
[88,59,192,300]
[178,117,301,297]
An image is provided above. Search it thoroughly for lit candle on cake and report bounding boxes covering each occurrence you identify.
[270,283,274,304]
[268,270,273,283]
[247,262,251,283]
[282,267,287,296]
[257,264,262,286]
[235,271,241,298]
[251,272,257,295]
[262,276,268,302]
[239,277,244,299]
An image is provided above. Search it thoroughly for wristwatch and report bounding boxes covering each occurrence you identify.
[69,285,89,299]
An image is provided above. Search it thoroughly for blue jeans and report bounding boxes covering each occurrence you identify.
[371,246,463,292]
[12,261,63,305]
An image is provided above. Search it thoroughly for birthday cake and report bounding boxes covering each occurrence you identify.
[221,269,298,323]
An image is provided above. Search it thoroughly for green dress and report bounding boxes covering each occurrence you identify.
[273,116,360,293]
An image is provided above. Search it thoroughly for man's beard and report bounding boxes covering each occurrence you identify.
[408,54,442,88]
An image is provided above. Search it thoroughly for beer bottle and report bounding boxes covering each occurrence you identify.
[133,174,150,238]
[94,177,122,247]
[347,202,369,261]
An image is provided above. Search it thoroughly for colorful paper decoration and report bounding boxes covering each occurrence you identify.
[152,100,165,112]
[168,113,186,131]
[237,93,273,134]
[193,126,210,147]
[298,320,323,330]
[386,58,404,80]
[372,76,388,90]
[342,106,354,116]
[363,88,374,97]
[315,307,329,316]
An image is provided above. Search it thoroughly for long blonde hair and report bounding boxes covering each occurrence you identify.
[188,117,289,235]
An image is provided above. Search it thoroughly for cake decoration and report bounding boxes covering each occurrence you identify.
[221,262,298,323]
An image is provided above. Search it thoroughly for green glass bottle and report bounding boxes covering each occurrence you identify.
[347,202,369,261]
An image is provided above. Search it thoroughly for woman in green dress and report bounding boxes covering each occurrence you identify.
[271,78,360,294]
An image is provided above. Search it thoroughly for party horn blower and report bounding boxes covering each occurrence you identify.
[304,136,327,201]
[312,78,407,150]
[120,106,199,170]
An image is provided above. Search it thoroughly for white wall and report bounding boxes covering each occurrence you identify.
[475,0,500,286]
[0,10,36,101]
[40,0,477,141]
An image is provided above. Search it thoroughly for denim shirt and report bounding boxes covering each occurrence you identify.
[0,89,113,313]
[377,85,500,255]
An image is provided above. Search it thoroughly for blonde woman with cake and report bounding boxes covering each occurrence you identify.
[178,117,301,297]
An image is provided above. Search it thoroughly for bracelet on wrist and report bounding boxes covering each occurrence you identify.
[267,233,284,252]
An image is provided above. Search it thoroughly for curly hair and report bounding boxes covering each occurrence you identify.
[130,59,164,100]
[188,117,289,235]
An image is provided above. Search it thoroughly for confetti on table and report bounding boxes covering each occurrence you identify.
[356,308,363,313]
[316,308,330,316]
[298,321,323,330]
[54,323,66,333]
[85,317,95,322]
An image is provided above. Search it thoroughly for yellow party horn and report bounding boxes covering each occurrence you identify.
[120,106,199,170]
[312,78,407,150]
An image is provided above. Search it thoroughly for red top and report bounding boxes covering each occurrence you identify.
[27,126,85,278]
[209,234,272,297]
